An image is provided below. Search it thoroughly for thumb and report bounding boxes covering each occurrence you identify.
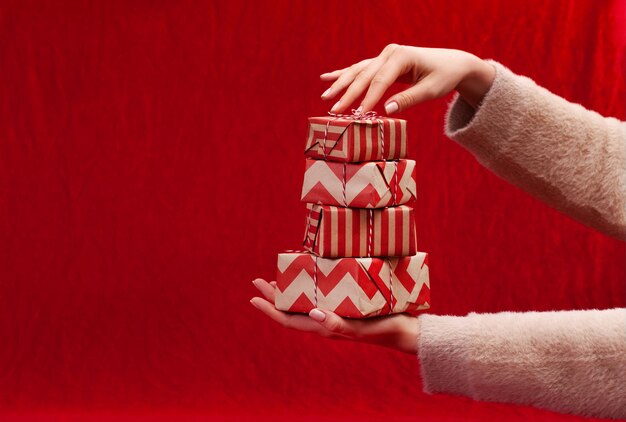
[384,78,440,114]
[309,308,355,337]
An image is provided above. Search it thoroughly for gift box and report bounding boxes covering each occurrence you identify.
[301,158,416,208]
[303,204,417,257]
[304,116,407,162]
[275,252,430,318]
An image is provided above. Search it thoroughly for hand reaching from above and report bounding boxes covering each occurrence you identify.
[250,278,420,355]
[320,44,495,114]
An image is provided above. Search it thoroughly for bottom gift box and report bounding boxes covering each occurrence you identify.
[275,252,430,318]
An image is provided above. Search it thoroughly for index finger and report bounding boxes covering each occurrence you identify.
[360,56,407,112]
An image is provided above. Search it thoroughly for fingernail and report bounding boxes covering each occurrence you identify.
[331,100,341,112]
[355,105,363,114]
[250,299,261,309]
[385,101,399,114]
[321,88,332,98]
[309,308,326,322]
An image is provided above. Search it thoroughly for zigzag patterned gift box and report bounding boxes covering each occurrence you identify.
[303,204,417,258]
[304,116,407,162]
[301,158,417,208]
[275,252,430,318]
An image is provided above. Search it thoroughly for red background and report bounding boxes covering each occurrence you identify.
[0,0,624,420]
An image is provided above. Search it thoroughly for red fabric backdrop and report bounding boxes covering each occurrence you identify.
[0,0,624,420]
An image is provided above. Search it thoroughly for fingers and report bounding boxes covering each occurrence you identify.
[320,59,372,106]
[360,54,408,112]
[249,297,360,340]
[321,44,406,112]
[335,58,386,114]
[384,75,441,114]
[325,70,359,111]
[252,278,276,303]
[308,308,360,338]
[335,44,405,113]
[250,297,324,333]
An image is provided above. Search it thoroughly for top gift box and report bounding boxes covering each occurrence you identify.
[305,116,407,162]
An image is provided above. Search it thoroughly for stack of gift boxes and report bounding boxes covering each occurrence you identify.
[275,113,430,318]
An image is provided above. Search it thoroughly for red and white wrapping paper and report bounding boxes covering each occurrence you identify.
[301,158,416,208]
[304,116,407,162]
[303,204,417,258]
[275,252,430,318]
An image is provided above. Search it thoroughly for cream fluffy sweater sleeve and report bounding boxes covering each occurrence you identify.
[445,61,626,238]
[416,61,626,419]
[418,309,626,418]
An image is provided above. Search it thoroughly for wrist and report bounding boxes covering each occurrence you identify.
[396,315,420,355]
[456,55,496,108]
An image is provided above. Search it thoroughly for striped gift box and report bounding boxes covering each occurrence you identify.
[303,204,417,258]
[301,158,417,208]
[275,251,430,318]
[304,116,407,162]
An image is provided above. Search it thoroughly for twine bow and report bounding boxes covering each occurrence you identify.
[328,109,379,121]
[321,109,385,160]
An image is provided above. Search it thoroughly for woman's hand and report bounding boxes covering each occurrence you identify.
[250,278,420,355]
[320,45,496,114]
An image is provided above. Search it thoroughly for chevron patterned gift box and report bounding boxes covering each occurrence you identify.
[301,158,417,208]
[275,252,430,318]
[303,204,417,258]
[304,116,407,162]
